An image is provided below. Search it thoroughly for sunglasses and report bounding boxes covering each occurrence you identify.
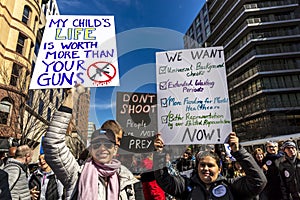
[91,140,114,149]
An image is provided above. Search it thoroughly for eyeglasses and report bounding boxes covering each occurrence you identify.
[267,146,277,149]
[91,140,114,149]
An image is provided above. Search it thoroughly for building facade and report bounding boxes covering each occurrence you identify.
[0,0,48,139]
[87,121,96,147]
[185,0,300,141]
[73,87,90,146]
[0,0,90,162]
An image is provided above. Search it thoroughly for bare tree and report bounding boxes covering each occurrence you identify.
[0,58,63,147]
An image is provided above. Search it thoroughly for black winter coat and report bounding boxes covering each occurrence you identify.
[278,153,300,200]
[261,153,283,200]
[154,148,267,200]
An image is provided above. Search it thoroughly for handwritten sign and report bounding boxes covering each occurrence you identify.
[156,47,232,145]
[29,15,119,89]
[116,92,157,153]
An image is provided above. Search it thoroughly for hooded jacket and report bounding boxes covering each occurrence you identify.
[42,109,139,200]
[154,148,267,200]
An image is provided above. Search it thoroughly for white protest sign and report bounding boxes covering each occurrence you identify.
[156,47,232,145]
[30,15,119,89]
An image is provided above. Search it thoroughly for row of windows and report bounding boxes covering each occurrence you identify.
[228,58,300,88]
[244,0,298,10]
[259,58,300,71]
[233,113,300,138]
[230,75,300,103]
[43,0,58,16]
[232,97,266,119]
[231,93,300,119]
[225,26,300,60]
[0,95,57,126]
[16,4,37,58]
[263,75,300,89]
[230,79,262,102]
[213,2,297,47]
[266,93,300,108]
[228,42,300,74]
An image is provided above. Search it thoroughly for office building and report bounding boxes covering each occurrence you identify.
[185,0,300,141]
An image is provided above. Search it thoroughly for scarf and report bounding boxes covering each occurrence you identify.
[78,158,121,200]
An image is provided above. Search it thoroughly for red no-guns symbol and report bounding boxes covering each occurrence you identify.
[87,61,116,86]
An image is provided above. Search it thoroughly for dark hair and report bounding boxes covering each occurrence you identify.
[196,151,221,168]
[101,120,122,136]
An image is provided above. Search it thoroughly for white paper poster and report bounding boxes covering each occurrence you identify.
[30,15,119,89]
[156,47,232,145]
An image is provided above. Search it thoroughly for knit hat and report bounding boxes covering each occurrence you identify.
[282,140,296,150]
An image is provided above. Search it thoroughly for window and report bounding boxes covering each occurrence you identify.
[50,0,53,10]
[47,108,51,121]
[205,26,211,37]
[38,99,44,115]
[33,16,38,33]
[31,61,35,78]
[16,33,26,55]
[195,16,200,26]
[22,5,31,25]
[55,97,59,109]
[10,63,21,86]
[0,99,12,125]
[27,90,34,107]
[204,15,209,26]
[50,89,54,100]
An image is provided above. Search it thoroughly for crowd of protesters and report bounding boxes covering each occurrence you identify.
[0,86,300,199]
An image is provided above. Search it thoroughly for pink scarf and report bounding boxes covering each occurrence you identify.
[78,158,121,200]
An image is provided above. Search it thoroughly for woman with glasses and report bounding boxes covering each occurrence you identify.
[42,87,139,200]
[153,132,267,200]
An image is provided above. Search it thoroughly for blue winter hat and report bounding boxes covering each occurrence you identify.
[40,136,44,154]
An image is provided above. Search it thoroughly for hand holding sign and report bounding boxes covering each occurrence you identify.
[62,84,85,109]
[227,132,239,152]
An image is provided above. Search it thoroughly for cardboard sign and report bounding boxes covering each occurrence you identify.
[156,47,232,145]
[30,15,119,89]
[116,92,157,153]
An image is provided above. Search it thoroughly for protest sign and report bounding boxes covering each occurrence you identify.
[30,15,119,89]
[116,92,157,153]
[156,47,232,145]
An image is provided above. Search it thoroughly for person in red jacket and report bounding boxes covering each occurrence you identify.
[140,152,165,200]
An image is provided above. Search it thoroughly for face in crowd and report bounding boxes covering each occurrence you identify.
[39,154,51,172]
[197,151,221,185]
[284,145,297,158]
[266,141,278,154]
[253,148,264,162]
[89,129,118,164]
[255,153,264,162]
[183,153,189,159]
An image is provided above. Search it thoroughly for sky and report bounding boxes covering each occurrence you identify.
[56,0,206,128]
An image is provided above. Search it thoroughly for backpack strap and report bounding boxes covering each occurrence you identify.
[4,163,21,191]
